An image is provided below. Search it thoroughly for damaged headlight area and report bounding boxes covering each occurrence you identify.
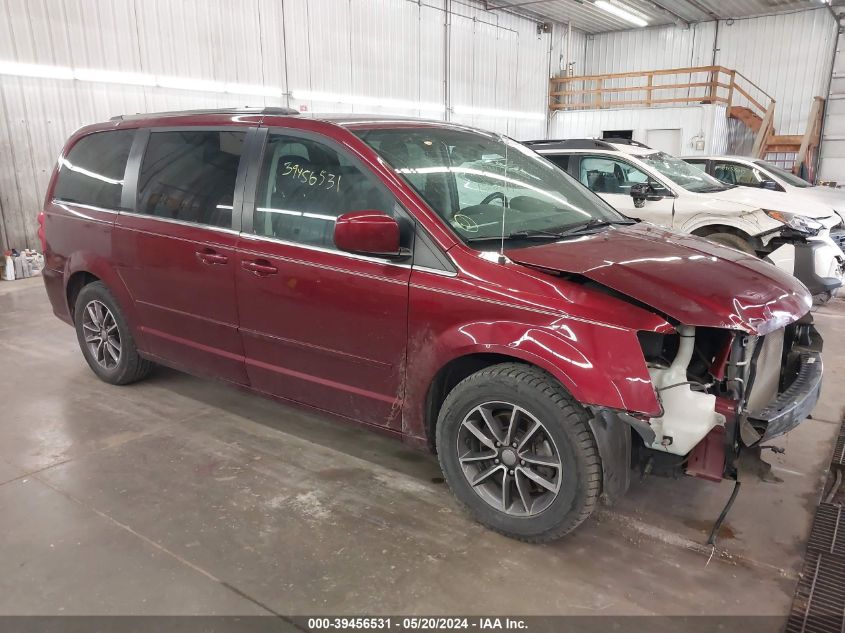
[764,209,824,236]
[632,320,823,481]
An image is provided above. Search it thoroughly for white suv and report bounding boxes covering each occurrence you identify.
[683,154,845,237]
[524,138,845,301]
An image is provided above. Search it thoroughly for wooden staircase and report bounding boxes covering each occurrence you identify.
[728,106,763,132]
[732,96,825,181]
[550,66,825,181]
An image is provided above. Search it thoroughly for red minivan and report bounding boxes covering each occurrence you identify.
[41,108,823,541]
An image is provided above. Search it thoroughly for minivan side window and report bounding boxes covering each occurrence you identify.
[253,133,396,249]
[53,130,135,209]
[136,130,246,228]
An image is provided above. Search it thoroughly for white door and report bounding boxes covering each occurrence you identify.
[576,155,675,226]
[646,129,682,156]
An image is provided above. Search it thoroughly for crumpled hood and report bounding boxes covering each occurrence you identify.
[798,186,845,221]
[709,186,839,221]
[505,223,812,335]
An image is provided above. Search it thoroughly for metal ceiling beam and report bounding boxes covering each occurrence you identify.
[681,0,721,21]
[484,0,585,13]
[637,0,690,28]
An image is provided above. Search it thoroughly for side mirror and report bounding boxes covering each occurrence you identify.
[630,182,661,208]
[334,211,408,259]
[761,180,779,191]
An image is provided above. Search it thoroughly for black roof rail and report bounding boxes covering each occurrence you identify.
[602,137,651,148]
[522,138,618,151]
[522,137,654,151]
[110,106,299,122]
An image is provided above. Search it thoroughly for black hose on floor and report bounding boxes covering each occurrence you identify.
[706,480,742,547]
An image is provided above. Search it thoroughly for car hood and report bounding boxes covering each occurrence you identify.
[707,186,838,221]
[505,223,811,335]
[799,187,845,218]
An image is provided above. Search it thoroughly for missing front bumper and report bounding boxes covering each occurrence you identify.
[750,351,823,442]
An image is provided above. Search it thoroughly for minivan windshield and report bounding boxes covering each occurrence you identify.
[354,127,630,247]
[755,160,810,188]
[637,151,729,193]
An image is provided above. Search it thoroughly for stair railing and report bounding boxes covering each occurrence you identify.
[549,65,775,122]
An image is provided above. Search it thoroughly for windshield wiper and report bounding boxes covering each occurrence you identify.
[464,219,634,243]
[555,218,634,236]
[465,229,567,242]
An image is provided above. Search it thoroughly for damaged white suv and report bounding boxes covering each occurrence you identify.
[524,138,845,302]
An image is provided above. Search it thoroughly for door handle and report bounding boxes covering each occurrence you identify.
[195,249,228,265]
[242,259,278,276]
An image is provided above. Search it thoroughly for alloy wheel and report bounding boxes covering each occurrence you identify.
[456,401,562,516]
[81,300,122,370]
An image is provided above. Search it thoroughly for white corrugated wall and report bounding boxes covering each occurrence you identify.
[0,0,553,251]
[585,21,716,74]
[576,8,836,136]
[715,9,837,136]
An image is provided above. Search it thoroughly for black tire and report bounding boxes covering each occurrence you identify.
[706,232,756,255]
[73,281,153,385]
[436,363,602,542]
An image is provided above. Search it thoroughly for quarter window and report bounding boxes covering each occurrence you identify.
[53,130,134,209]
[253,133,396,249]
[136,130,246,228]
[545,154,570,173]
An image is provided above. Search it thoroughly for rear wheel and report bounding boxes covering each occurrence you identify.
[436,363,601,542]
[74,281,153,385]
[706,232,756,255]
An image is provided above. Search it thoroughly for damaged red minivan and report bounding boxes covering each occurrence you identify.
[41,108,824,542]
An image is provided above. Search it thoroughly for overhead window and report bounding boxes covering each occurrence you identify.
[136,130,245,228]
[53,130,134,209]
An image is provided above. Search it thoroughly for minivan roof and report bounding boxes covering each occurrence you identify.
[105,107,479,131]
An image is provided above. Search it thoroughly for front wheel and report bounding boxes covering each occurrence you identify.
[436,363,602,542]
[706,232,757,256]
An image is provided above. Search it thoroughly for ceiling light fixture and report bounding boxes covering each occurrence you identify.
[594,1,649,27]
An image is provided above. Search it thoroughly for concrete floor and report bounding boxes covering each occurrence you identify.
[1,276,843,618]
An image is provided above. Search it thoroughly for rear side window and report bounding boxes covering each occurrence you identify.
[53,130,134,209]
[136,130,246,228]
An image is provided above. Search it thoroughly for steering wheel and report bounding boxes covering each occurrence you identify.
[480,191,508,206]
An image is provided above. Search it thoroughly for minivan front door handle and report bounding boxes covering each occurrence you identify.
[242,259,278,276]
[196,249,229,265]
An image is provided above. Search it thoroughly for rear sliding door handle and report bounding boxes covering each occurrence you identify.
[195,250,228,265]
[241,259,278,276]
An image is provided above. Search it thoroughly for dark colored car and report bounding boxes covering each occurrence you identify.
[41,108,823,542]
